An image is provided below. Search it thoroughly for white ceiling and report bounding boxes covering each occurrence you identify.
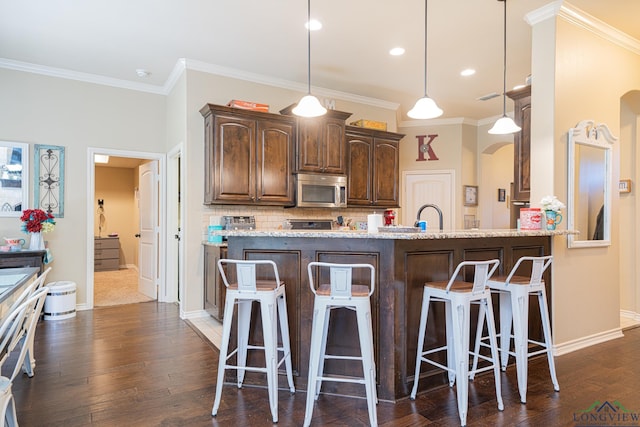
[1,0,638,120]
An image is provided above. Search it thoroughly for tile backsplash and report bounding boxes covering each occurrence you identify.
[201,206,395,239]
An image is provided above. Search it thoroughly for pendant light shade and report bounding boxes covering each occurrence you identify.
[293,0,326,118]
[408,0,443,120]
[489,0,521,135]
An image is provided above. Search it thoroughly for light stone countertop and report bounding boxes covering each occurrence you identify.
[211,228,575,240]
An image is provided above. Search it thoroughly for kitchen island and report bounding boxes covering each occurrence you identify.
[218,228,567,401]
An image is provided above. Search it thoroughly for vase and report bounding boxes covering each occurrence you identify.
[29,232,45,250]
[545,210,563,230]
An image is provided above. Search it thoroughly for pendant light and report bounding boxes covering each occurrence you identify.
[488,0,521,135]
[408,0,443,120]
[292,0,327,118]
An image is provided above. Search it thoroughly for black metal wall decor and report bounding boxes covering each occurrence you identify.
[34,144,65,217]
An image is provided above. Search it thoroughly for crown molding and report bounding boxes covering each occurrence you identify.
[0,58,166,95]
[526,1,640,56]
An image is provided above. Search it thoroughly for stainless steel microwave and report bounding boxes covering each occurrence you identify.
[296,173,347,208]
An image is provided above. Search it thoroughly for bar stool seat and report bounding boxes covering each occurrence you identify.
[411,259,503,427]
[471,255,559,404]
[211,259,294,423]
[304,262,377,427]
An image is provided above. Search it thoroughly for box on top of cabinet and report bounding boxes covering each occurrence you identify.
[350,119,387,131]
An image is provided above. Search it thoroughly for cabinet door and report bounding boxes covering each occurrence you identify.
[347,135,373,205]
[256,119,295,205]
[508,86,531,201]
[297,118,324,172]
[372,138,399,206]
[323,118,346,174]
[214,115,255,203]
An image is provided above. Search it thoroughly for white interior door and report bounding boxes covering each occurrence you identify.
[138,161,158,299]
[403,170,455,230]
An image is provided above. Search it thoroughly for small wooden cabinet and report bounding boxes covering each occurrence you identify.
[507,85,531,201]
[94,237,120,271]
[200,104,296,206]
[204,244,227,321]
[346,126,403,207]
[280,105,352,174]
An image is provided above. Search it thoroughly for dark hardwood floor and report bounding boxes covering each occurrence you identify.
[8,302,640,426]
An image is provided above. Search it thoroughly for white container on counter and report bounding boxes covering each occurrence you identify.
[367,214,383,233]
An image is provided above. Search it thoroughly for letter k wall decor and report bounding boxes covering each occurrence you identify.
[34,144,65,217]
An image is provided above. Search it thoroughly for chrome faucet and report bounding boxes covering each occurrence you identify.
[415,204,444,231]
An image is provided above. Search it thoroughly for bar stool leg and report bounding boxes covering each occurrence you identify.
[277,293,295,393]
[469,302,486,380]
[450,299,470,427]
[355,301,377,426]
[498,291,512,370]
[483,297,504,411]
[511,290,529,403]
[445,302,457,387]
[410,290,431,399]
[538,287,560,392]
[212,295,237,417]
[314,306,332,399]
[304,301,328,427]
[236,300,252,388]
[260,299,279,423]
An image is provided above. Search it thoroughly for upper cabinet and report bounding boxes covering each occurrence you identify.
[200,104,296,206]
[280,105,352,174]
[507,85,531,201]
[346,126,404,207]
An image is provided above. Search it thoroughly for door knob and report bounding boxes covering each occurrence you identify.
[135,233,141,238]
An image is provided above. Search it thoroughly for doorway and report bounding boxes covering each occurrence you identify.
[86,148,168,309]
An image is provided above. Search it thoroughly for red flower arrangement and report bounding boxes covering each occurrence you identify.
[20,209,56,233]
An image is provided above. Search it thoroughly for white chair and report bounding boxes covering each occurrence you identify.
[470,255,559,404]
[211,259,294,423]
[411,259,503,427]
[304,262,377,427]
[3,267,51,378]
[0,286,49,426]
[23,267,52,377]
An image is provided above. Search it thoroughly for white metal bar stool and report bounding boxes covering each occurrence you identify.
[211,259,294,423]
[470,255,559,404]
[410,259,503,427]
[304,262,377,427]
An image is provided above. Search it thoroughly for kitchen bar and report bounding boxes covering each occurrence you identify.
[218,228,567,401]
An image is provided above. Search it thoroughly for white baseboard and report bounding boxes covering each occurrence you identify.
[181,309,209,320]
[554,327,624,356]
[620,309,640,322]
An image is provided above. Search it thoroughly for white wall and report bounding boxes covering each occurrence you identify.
[0,69,166,306]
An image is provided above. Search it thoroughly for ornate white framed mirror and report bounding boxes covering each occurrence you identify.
[567,120,616,248]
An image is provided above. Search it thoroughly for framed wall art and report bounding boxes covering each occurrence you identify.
[0,141,29,217]
[34,144,65,217]
[464,185,478,206]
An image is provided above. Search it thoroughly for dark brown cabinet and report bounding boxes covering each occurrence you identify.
[346,126,403,207]
[203,244,227,321]
[200,104,296,206]
[507,85,531,201]
[280,105,352,174]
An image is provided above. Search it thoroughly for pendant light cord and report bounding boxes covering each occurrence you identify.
[423,0,428,97]
[306,0,312,95]
[501,0,507,116]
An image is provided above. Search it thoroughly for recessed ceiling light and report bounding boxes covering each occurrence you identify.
[389,47,405,56]
[305,19,322,31]
[460,68,476,77]
[136,69,151,78]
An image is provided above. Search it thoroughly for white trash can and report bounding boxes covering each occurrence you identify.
[44,281,76,320]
